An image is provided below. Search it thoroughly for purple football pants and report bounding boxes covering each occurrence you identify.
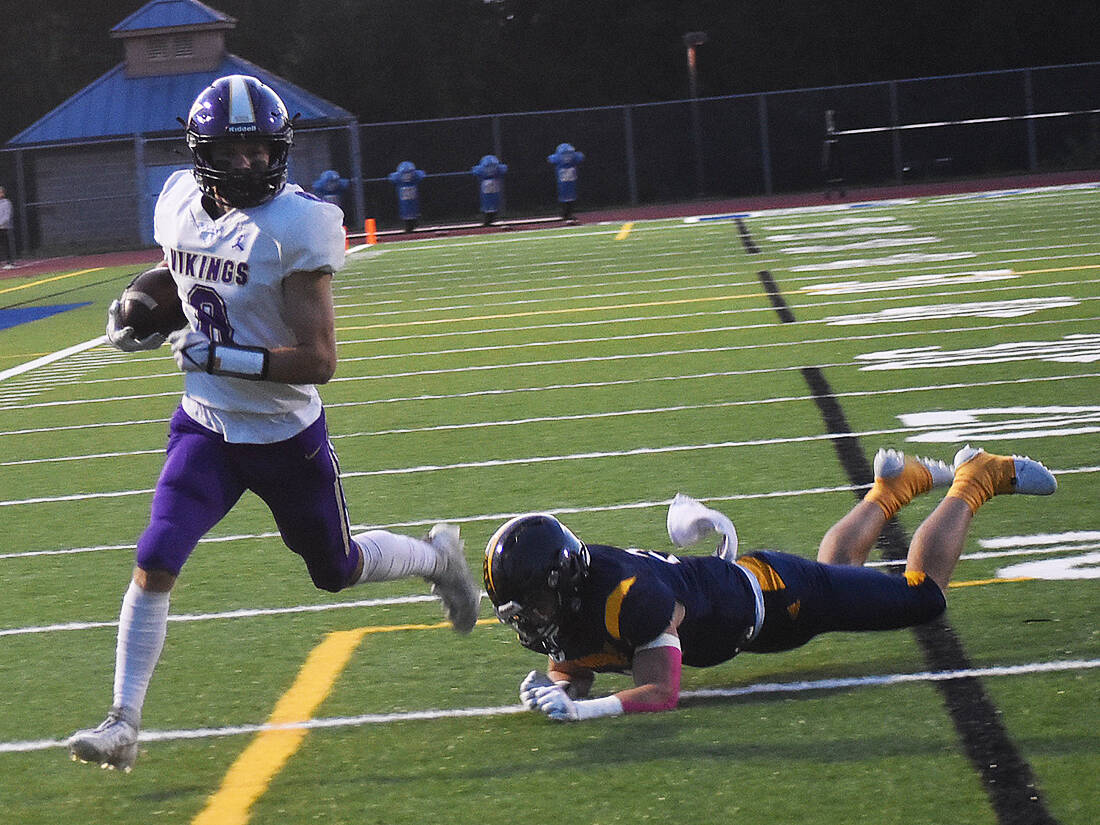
[136,406,359,591]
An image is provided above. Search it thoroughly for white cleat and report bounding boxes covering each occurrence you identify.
[953,445,1057,496]
[427,524,480,633]
[67,706,140,772]
[873,447,954,487]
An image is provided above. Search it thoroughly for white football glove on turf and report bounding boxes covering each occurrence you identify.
[519,670,558,710]
[520,670,625,722]
[530,682,579,722]
[105,299,165,352]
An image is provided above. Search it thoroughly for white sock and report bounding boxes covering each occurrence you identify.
[354,530,441,583]
[112,580,170,719]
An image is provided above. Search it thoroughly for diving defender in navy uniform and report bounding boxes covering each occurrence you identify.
[484,446,1056,721]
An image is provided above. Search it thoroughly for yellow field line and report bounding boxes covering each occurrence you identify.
[615,222,634,240]
[187,571,1038,824]
[1014,263,1100,275]
[191,627,370,825]
[190,618,497,825]
[949,576,1034,588]
[0,267,103,295]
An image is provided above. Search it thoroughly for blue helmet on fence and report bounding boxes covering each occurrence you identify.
[185,75,293,207]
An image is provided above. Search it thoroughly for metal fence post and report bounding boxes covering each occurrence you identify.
[757,93,773,195]
[623,105,638,206]
[347,122,366,228]
[889,81,903,182]
[1023,69,1038,171]
[492,115,505,213]
[13,150,27,257]
[133,133,149,246]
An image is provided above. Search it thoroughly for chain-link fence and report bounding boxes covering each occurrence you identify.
[2,62,1097,254]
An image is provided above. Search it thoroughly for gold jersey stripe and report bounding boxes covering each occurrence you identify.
[604,576,636,640]
[736,556,786,592]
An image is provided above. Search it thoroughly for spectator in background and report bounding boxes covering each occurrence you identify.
[0,186,14,268]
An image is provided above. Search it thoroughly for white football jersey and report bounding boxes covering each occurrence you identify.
[154,170,346,443]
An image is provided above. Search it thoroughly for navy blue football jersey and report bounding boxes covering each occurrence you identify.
[554,544,758,671]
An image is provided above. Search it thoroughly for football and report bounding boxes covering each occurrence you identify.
[117,266,187,339]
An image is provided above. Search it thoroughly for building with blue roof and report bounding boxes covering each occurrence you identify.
[3,0,363,251]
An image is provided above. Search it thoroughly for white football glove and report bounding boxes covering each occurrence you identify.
[519,670,557,710]
[169,328,211,373]
[105,299,165,352]
[530,683,579,722]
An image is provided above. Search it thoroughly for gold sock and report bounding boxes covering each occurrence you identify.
[946,451,1015,514]
[865,458,934,520]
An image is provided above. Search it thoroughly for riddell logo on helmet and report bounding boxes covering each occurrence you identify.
[227,124,258,133]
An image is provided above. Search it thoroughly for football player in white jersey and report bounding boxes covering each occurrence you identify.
[69,75,480,772]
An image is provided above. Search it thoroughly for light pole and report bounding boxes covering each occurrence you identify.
[683,31,707,99]
[683,32,708,196]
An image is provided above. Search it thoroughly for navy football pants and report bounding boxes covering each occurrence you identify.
[739,550,947,653]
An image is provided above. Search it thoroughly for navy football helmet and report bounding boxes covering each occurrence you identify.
[483,513,590,657]
[185,74,293,207]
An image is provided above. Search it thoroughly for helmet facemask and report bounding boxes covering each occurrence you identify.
[493,585,567,657]
[188,135,290,207]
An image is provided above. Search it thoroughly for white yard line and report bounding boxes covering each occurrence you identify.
[0,336,107,383]
[4,657,1097,753]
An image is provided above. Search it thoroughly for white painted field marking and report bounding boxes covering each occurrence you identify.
[2,272,1093,407]
[980,530,1100,549]
[333,232,1097,295]
[0,594,445,637]
[763,216,899,231]
[0,448,163,467]
[683,199,920,222]
[6,467,1097,563]
[334,267,1096,326]
[0,336,107,383]
[2,438,1094,509]
[803,270,1016,295]
[6,307,1098,414]
[767,225,916,242]
[828,297,1080,325]
[791,252,977,271]
[998,552,1100,580]
[981,533,1100,581]
[1,389,179,411]
[781,236,941,254]
[857,334,1100,370]
[898,406,1100,442]
[8,319,1100,420]
[4,658,1096,754]
[7,536,1096,636]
